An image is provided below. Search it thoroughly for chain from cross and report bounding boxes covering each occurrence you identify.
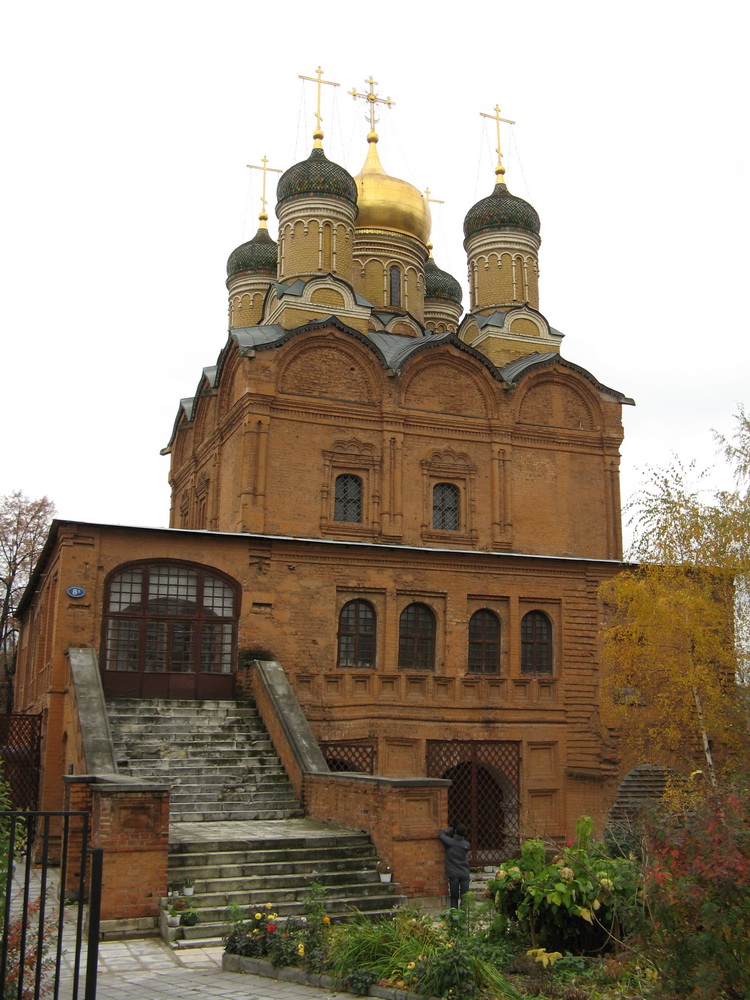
[480,104,516,177]
[246,156,282,221]
[349,77,395,133]
[299,66,340,142]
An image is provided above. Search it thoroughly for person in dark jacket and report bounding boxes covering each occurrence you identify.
[439,824,470,909]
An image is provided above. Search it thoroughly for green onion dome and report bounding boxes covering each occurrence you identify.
[226,226,278,279]
[276,147,358,210]
[463,183,540,241]
[424,255,463,304]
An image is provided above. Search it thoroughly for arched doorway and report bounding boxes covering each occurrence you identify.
[427,740,521,865]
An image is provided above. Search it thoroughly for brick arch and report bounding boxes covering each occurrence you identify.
[277,335,379,403]
[515,375,601,431]
[400,356,494,417]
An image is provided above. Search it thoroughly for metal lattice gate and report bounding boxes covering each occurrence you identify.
[426,740,521,866]
[0,714,42,811]
[320,742,376,774]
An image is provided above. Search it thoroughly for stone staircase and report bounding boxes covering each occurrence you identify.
[106,698,405,946]
[166,828,405,947]
[107,698,304,822]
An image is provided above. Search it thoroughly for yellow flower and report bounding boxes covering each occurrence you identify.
[297,944,305,956]
[254,912,262,920]
[322,916,330,924]
[265,902,273,910]
[406,962,415,970]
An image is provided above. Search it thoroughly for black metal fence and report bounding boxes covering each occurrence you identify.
[0,811,102,1000]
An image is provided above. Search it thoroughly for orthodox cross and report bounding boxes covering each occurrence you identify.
[299,66,340,145]
[480,104,516,181]
[246,156,282,225]
[349,77,395,134]
[424,187,444,207]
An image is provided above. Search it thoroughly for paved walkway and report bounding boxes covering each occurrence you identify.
[58,936,357,999]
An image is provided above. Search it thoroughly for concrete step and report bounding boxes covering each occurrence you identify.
[170,807,305,823]
[107,696,303,823]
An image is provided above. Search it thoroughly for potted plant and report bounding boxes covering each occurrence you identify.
[182,876,195,897]
[376,860,393,883]
[180,903,199,927]
[166,905,181,928]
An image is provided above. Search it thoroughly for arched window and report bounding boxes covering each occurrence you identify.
[337,600,376,668]
[334,474,363,522]
[468,609,500,674]
[521,611,553,675]
[389,265,402,308]
[398,602,435,670]
[433,482,460,530]
[104,562,237,676]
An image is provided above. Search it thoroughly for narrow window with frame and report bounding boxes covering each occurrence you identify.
[468,609,500,674]
[334,474,363,522]
[337,599,376,668]
[389,265,402,308]
[433,482,460,530]
[521,610,553,675]
[398,602,436,670]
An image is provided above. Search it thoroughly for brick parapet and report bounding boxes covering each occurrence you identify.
[304,772,449,898]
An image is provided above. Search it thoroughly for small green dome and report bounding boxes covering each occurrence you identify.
[463,183,540,241]
[276,147,358,211]
[424,256,463,305]
[226,227,278,279]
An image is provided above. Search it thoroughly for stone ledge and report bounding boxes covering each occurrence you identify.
[222,951,431,999]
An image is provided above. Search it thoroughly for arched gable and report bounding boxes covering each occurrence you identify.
[400,352,495,418]
[515,370,602,431]
[277,332,380,404]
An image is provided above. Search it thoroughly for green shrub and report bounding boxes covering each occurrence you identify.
[487,816,641,954]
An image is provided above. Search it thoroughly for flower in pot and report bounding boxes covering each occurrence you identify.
[182,877,195,896]
[376,860,393,883]
[166,906,181,928]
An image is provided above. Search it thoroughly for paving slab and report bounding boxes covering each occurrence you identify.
[57,936,357,1000]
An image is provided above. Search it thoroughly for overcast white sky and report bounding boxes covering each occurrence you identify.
[1,0,747,551]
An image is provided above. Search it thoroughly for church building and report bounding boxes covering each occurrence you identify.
[14,77,633,901]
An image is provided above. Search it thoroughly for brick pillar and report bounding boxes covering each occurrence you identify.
[63,776,170,931]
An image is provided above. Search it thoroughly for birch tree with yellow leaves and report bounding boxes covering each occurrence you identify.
[600,409,750,789]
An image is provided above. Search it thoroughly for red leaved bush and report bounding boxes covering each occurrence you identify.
[642,789,750,999]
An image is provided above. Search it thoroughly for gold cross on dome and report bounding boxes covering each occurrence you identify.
[480,104,516,182]
[349,76,395,134]
[246,156,282,225]
[424,187,444,206]
[299,66,340,146]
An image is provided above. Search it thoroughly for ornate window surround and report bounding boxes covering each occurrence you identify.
[420,448,477,545]
[321,439,381,538]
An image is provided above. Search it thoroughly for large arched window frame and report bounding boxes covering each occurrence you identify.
[520,610,553,675]
[468,609,501,675]
[102,561,238,676]
[398,602,436,671]
[337,599,376,669]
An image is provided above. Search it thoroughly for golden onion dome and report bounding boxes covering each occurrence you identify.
[354,132,431,244]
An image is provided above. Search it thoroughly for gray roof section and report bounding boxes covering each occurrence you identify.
[499,353,634,402]
[231,325,286,350]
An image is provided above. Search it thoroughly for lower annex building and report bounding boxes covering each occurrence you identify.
[15,79,634,873]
